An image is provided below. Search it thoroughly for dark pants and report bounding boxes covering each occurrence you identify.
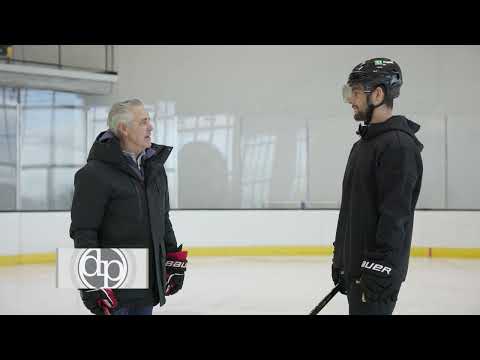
[111,305,154,315]
[347,280,397,315]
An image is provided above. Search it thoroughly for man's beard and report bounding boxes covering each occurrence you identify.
[354,109,367,122]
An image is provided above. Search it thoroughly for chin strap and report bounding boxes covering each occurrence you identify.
[357,95,386,137]
[364,96,385,125]
[364,84,388,125]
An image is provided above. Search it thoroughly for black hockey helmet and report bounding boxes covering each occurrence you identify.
[342,58,403,103]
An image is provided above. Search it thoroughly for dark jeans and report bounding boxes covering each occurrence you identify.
[347,280,397,315]
[111,305,153,315]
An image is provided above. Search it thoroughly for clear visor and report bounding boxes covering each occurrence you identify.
[342,84,372,103]
[342,84,353,103]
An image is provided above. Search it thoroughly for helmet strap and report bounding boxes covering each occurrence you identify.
[364,85,386,125]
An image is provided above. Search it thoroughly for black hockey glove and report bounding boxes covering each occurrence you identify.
[331,265,347,295]
[80,288,118,315]
[359,252,402,303]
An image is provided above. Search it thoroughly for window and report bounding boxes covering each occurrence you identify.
[19,89,87,210]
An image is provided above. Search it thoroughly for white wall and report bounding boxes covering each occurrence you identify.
[0,210,478,256]
[9,45,480,209]
[83,45,480,209]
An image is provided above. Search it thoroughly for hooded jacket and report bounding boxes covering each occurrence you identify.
[333,116,424,284]
[70,130,178,307]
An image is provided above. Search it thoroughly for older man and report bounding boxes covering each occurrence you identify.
[70,99,187,315]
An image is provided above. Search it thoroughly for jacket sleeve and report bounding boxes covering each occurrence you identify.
[163,173,178,253]
[70,166,111,249]
[333,209,345,268]
[333,144,357,269]
[374,145,420,262]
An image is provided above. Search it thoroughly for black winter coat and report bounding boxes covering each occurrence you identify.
[70,131,178,307]
[333,116,424,284]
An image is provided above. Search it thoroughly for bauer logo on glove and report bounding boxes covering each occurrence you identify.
[165,260,187,269]
[360,261,392,275]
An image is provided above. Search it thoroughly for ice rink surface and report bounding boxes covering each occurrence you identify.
[1,256,479,315]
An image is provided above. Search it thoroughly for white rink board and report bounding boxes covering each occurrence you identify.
[0,210,479,256]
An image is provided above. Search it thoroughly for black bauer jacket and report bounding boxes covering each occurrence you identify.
[70,131,178,308]
[333,116,424,284]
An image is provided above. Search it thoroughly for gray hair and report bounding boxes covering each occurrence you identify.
[107,98,144,135]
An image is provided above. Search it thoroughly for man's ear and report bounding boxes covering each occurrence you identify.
[117,122,128,138]
[373,86,385,106]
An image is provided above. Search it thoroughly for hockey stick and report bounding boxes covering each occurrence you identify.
[309,284,340,315]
